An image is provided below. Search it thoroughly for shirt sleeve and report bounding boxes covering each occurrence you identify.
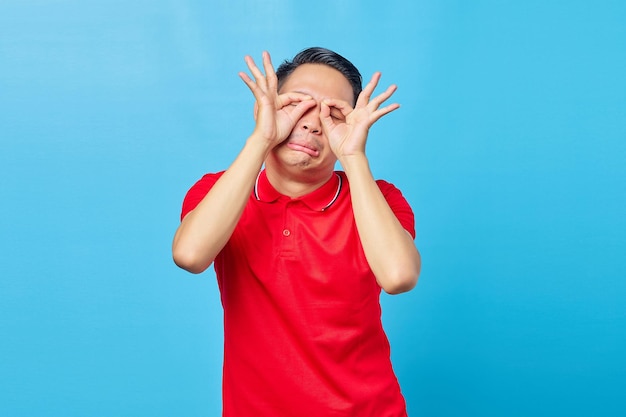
[180,171,225,221]
[376,179,416,239]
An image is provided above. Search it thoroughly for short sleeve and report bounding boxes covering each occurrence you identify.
[376,179,416,239]
[180,171,225,221]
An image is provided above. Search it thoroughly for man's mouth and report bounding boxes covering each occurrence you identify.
[286,141,320,157]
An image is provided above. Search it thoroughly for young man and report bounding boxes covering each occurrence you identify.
[173,47,421,416]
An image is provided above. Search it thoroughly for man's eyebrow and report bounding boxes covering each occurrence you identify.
[292,89,313,97]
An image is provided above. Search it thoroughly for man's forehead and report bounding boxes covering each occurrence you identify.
[279,64,353,102]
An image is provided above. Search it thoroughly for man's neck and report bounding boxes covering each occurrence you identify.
[264,165,334,198]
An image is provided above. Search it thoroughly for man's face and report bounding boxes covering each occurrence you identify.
[270,63,354,178]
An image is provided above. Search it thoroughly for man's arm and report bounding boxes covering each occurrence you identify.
[172,137,269,273]
[320,72,421,294]
[172,52,315,273]
[340,154,421,294]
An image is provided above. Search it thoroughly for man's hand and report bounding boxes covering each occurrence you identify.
[239,51,315,148]
[319,72,399,160]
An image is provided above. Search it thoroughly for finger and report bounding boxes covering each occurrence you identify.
[368,83,398,110]
[239,71,273,107]
[355,72,382,108]
[287,99,317,122]
[244,54,268,91]
[239,71,262,97]
[319,99,352,132]
[319,101,335,131]
[322,98,353,112]
[262,51,278,93]
[321,98,353,119]
[277,92,314,108]
[369,102,400,125]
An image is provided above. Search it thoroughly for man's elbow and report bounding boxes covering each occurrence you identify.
[380,254,421,295]
[381,271,419,295]
[172,246,212,274]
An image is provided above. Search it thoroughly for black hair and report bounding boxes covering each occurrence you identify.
[276,47,362,105]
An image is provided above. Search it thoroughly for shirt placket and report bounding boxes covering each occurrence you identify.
[279,200,297,258]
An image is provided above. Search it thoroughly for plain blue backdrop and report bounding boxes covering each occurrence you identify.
[1,1,624,416]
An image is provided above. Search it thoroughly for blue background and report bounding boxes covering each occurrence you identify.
[1,1,624,416]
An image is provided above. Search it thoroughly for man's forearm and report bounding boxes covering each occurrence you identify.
[340,154,421,294]
[172,136,271,273]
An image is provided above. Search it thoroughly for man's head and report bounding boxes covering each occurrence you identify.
[264,47,362,185]
[276,47,362,106]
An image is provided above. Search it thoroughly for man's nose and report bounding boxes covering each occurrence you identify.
[300,104,322,134]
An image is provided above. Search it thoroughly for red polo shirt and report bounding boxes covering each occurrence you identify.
[181,170,415,417]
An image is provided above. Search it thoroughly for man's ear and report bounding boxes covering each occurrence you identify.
[253,102,259,120]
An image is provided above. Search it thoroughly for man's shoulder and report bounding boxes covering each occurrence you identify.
[196,170,226,184]
[186,170,226,191]
[180,171,227,220]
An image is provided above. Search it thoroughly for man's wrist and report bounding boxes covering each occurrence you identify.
[244,132,276,160]
[338,152,370,175]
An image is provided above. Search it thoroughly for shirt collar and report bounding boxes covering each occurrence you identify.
[254,169,343,212]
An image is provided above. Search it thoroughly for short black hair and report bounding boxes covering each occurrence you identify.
[276,47,362,105]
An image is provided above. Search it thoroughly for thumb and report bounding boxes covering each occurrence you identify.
[319,100,335,132]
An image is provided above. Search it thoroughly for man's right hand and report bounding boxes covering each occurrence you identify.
[239,51,315,148]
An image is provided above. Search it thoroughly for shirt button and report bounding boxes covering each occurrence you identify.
[282,229,291,237]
